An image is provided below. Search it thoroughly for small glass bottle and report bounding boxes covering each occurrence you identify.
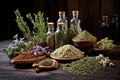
[57,11,68,31]
[117,14,120,44]
[109,14,118,43]
[69,10,82,44]
[55,22,66,49]
[100,16,109,39]
[46,22,55,50]
[57,11,68,44]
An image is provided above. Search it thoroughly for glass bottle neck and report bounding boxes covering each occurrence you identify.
[112,17,118,23]
[48,27,54,32]
[73,15,78,18]
[59,15,66,20]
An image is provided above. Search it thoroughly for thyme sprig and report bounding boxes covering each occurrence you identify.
[14,9,48,44]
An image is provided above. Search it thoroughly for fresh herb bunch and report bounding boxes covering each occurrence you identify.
[14,9,48,44]
[31,45,50,57]
[94,37,116,50]
[2,34,34,59]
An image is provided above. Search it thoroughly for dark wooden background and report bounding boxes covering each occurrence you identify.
[1,0,120,42]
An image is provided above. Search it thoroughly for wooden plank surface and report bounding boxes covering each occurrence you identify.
[0,40,120,80]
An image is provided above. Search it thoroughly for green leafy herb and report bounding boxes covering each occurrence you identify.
[2,34,34,59]
[14,9,48,44]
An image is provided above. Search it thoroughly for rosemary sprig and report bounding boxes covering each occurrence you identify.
[14,9,48,44]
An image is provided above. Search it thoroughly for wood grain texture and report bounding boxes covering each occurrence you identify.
[2,0,120,42]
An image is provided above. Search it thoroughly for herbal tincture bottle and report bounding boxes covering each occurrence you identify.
[46,22,55,50]
[57,11,68,44]
[100,16,109,39]
[109,14,119,44]
[69,10,82,44]
[55,22,66,49]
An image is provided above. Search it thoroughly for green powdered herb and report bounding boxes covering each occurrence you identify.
[73,30,96,41]
[61,57,101,75]
[38,59,53,66]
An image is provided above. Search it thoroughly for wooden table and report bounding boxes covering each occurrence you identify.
[0,40,120,80]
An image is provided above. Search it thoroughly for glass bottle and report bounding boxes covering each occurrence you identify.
[46,22,55,50]
[109,14,118,43]
[117,13,120,44]
[100,16,109,39]
[57,11,68,44]
[55,22,66,49]
[69,10,82,44]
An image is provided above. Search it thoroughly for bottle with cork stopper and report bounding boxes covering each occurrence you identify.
[69,10,82,44]
[57,11,68,31]
[109,14,119,44]
[99,16,109,39]
[46,22,55,50]
[57,11,68,44]
[55,22,66,49]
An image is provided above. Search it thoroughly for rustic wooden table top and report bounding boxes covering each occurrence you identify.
[0,40,120,80]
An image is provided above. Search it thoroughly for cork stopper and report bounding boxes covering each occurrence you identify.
[58,22,64,28]
[112,14,118,16]
[48,22,54,28]
[72,10,79,16]
[59,11,65,16]
[112,14,118,19]
[102,16,108,21]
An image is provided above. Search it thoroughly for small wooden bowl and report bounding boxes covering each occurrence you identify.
[32,58,59,73]
[72,38,97,50]
[50,53,84,62]
[94,48,112,56]
[11,51,46,65]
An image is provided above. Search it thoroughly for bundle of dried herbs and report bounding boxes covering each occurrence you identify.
[61,56,102,75]
[14,9,48,44]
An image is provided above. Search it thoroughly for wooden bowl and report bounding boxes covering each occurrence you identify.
[94,48,112,56]
[50,53,84,62]
[11,51,46,65]
[72,38,97,50]
[32,58,59,72]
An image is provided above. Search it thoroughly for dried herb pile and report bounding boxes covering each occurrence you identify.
[73,30,96,40]
[61,56,102,75]
[61,54,115,75]
[50,45,84,59]
[38,59,53,66]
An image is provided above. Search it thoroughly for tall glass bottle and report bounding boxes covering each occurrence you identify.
[109,14,118,43]
[57,11,68,44]
[117,13,120,44]
[99,16,109,39]
[69,10,82,44]
[55,22,66,49]
[46,22,55,50]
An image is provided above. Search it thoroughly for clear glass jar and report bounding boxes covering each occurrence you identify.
[69,10,82,44]
[55,22,66,49]
[46,22,55,50]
